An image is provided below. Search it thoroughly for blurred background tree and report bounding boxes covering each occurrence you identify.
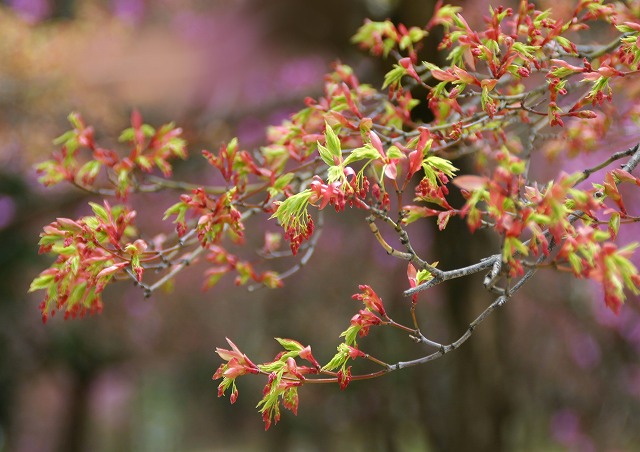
[2,0,640,451]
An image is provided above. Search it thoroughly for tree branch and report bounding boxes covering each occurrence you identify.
[404,254,501,296]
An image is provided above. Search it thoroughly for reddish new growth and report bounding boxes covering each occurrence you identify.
[352,284,387,317]
[310,176,346,211]
[350,309,383,337]
[30,0,640,431]
[31,201,140,323]
[284,215,314,256]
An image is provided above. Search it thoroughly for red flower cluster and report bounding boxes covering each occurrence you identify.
[352,284,387,317]
[309,176,346,211]
[350,309,383,337]
[284,215,314,256]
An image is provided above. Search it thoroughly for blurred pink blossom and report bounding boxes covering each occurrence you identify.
[9,0,50,23]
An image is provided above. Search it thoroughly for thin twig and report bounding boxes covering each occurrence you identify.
[367,216,413,260]
[248,212,324,291]
[146,246,205,296]
[404,254,500,297]
[577,142,640,184]
[391,144,640,372]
